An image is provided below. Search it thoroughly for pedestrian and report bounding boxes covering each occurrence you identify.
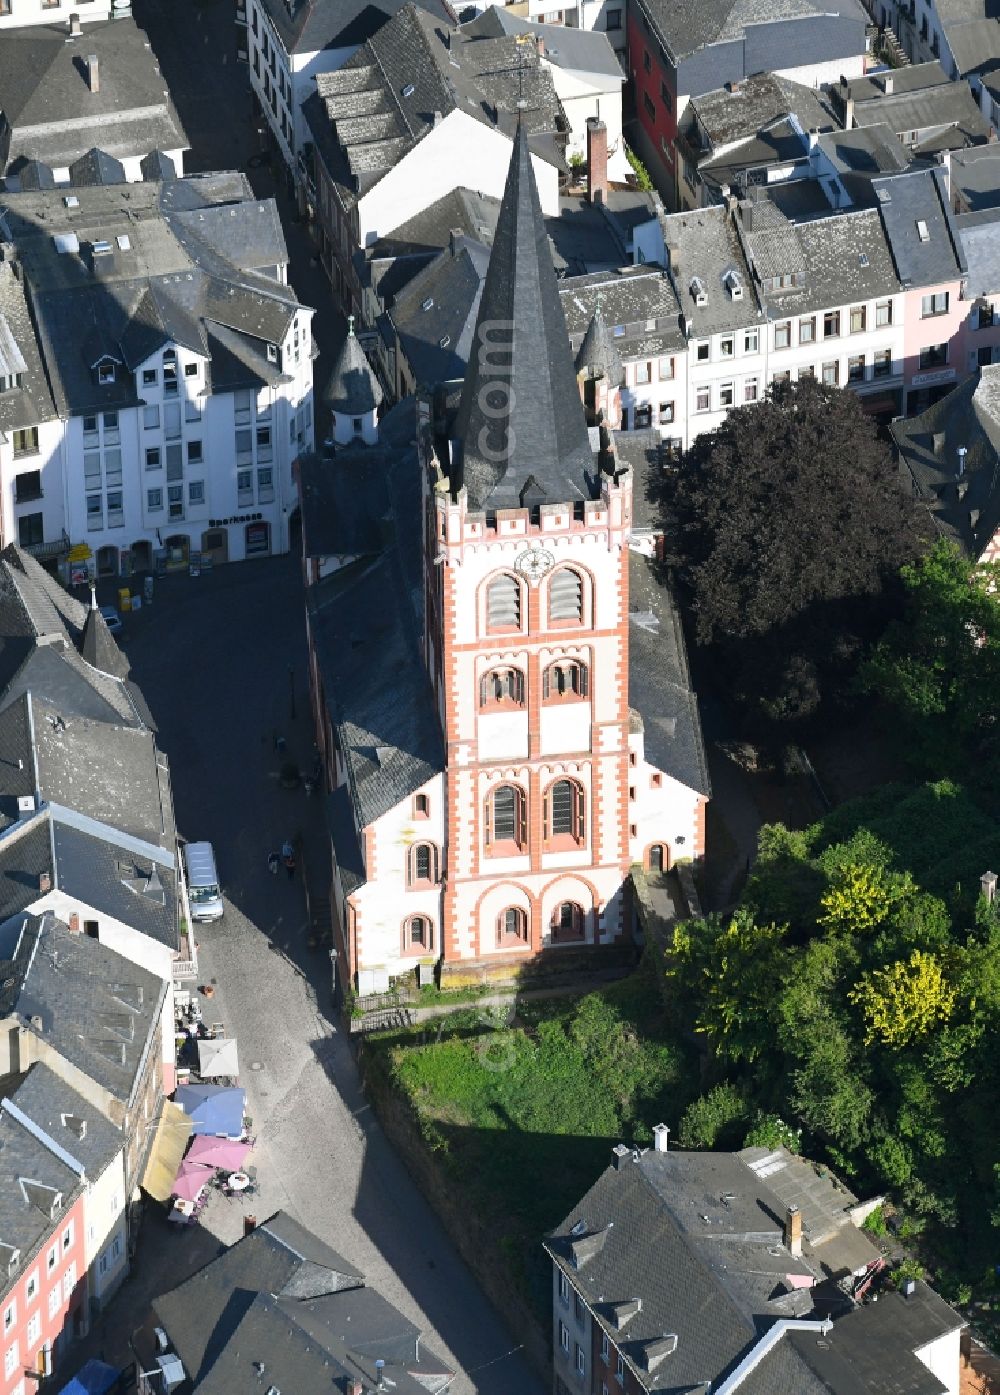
[267,851,280,876]
[282,839,295,880]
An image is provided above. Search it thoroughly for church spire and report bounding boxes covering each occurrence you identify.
[453,117,594,510]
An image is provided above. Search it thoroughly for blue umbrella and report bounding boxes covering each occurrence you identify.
[59,1361,120,1395]
[174,1083,246,1137]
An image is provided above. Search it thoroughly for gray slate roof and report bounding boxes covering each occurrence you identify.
[637,0,865,63]
[390,233,489,389]
[0,910,165,1102]
[892,364,1000,557]
[323,323,383,414]
[850,76,991,151]
[951,143,1000,214]
[574,306,624,384]
[873,166,966,287]
[627,553,710,797]
[305,403,444,833]
[0,263,57,436]
[815,125,909,209]
[548,1146,958,1395]
[9,1061,124,1181]
[453,120,595,510]
[257,0,451,56]
[304,2,565,210]
[958,205,1000,294]
[0,18,188,177]
[0,179,303,416]
[659,203,762,336]
[80,604,130,679]
[462,6,625,78]
[0,1088,82,1285]
[561,267,686,363]
[685,71,836,151]
[154,1211,452,1395]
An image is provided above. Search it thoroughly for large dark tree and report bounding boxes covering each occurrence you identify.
[667,378,929,724]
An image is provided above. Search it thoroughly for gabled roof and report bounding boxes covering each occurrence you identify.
[256,0,452,57]
[659,203,761,336]
[452,119,595,510]
[390,233,490,389]
[80,601,130,679]
[0,179,304,416]
[69,148,127,188]
[8,1062,124,1181]
[892,365,1000,558]
[462,6,625,80]
[153,1211,453,1395]
[304,3,565,210]
[873,166,966,287]
[638,0,865,64]
[139,150,177,182]
[561,267,685,363]
[323,321,383,415]
[0,265,57,437]
[0,1087,82,1281]
[0,18,188,177]
[627,553,711,798]
[685,71,836,152]
[0,911,166,1102]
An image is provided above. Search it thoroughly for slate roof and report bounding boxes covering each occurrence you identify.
[8,1061,124,1181]
[304,2,565,210]
[658,203,762,336]
[685,72,836,151]
[462,6,625,79]
[257,0,452,56]
[947,18,1000,91]
[627,553,710,798]
[49,806,178,951]
[950,143,1000,214]
[637,0,865,63]
[0,179,303,417]
[850,78,991,151]
[891,365,1000,557]
[323,323,383,414]
[305,405,443,832]
[873,166,966,288]
[367,187,503,260]
[574,306,624,384]
[741,202,900,318]
[0,817,53,925]
[390,233,489,389]
[453,120,596,510]
[0,18,188,178]
[80,604,130,680]
[814,125,909,209]
[958,206,1000,295]
[560,268,685,367]
[0,263,57,437]
[0,1090,82,1286]
[154,1211,453,1395]
[548,1147,958,1395]
[0,910,165,1102]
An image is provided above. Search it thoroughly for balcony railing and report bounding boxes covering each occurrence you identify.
[24,531,69,561]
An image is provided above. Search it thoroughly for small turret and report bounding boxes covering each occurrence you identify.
[323,316,382,447]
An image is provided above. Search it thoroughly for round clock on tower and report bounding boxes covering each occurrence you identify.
[515,547,555,582]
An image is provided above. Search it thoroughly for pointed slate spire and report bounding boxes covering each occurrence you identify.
[575,300,622,385]
[80,586,129,679]
[454,117,594,510]
[323,316,382,417]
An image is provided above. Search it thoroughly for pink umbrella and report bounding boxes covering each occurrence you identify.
[171,1160,214,1202]
[185,1136,252,1170]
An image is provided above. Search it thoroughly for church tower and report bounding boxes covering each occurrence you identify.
[424,119,635,977]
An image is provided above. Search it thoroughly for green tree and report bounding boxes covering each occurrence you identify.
[678,1083,749,1149]
[849,950,956,1047]
[670,910,790,1061]
[667,378,928,722]
[862,540,1000,787]
[818,862,914,935]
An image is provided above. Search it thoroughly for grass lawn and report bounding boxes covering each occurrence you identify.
[365,960,696,1317]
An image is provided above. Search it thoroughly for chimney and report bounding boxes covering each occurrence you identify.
[68,912,81,934]
[375,1360,385,1389]
[666,243,680,275]
[587,116,608,206]
[38,872,51,895]
[937,147,952,198]
[347,1384,363,1395]
[69,11,81,34]
[243,1214,258,1236]
[87,54,99,93]
[957,445,968,477]
[784,1205,803,1257]
[808,127,819,150]
[612,1143,631,1170]
[883,73,894,94]
[652,1123,670,1153]
[982,870,998,903]
[902,1277,917,1298]
[844,96,855,128]
[535,33,545,57]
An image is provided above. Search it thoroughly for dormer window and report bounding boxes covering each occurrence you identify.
[267,343,278,363]
[725,270,743,300]
[97,361,116,385]
[690,276,708,307]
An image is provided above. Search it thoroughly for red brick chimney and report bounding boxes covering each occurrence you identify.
[69,12,81,34]
[784,1205,803,1257]
[68,912,81,934]
[587,117,608,206]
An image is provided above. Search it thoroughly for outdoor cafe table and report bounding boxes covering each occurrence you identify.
[228,1172,251,1192]
[169,1198,195,1223]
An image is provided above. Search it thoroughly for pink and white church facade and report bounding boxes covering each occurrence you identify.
[303,122,709,993]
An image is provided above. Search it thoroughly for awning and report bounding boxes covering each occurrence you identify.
[141,1100,193,1202]
[197,1036,239,1078]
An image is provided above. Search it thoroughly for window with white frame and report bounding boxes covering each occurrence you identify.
[744,378,758,402]
[921,291,949,317]
[558,1271,570,1305]
[719,335,734,358]
[2,1302,13,1334]
[25,1273,37,1305]
[744,328,759,353]
[62,1264,76,1302]
[25,1314,39,1348]
[876,299,892,326]
[4,1342,18,1378]
[634,360,650,385]
[719,382,734,407]
[696,386,710,412]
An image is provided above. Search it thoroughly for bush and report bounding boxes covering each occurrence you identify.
[678,1083,748,1149]
[743,1112,802,1154]
[625,143,654,191]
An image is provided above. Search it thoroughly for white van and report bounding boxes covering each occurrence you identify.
[183,841,224,922]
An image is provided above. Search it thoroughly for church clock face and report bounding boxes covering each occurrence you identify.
[515,547,555,582]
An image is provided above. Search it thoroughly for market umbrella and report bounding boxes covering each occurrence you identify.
[171,1160,214,1202]
[185,1136,252,1170]
[197,1036,239,1078]
[175,1083,246,1137]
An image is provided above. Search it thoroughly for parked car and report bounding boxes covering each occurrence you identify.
[100,605,123,634]
[183,841,224,922]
